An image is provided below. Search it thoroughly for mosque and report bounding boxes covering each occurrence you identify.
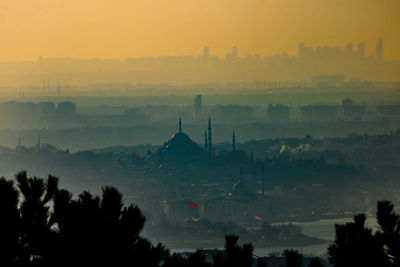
[150,117,227,164]
[155,118,265,223]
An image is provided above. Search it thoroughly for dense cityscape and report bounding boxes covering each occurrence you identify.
[1,0,400,266]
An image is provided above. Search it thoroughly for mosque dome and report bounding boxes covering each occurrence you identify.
[151,118,205,164]
[161,132,202,155]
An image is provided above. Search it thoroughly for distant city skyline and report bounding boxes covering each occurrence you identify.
[4,38,392,62]
[0,37,398,88]
[0,0,399,61]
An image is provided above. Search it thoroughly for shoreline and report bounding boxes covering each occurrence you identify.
[154,237,329,250]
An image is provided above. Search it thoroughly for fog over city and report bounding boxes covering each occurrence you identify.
[0,1,400,266]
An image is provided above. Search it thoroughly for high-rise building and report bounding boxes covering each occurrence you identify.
[232,46,238,58]
[203,46,210,57]
[343,43,355,59]
[358,42,365,58]
[299,42,305,56]
[298,42,314,58]
[194,95,202,121]
[225,46,238,60]
[376,38,383,61]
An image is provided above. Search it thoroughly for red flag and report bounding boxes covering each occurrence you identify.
[189,200,198,208]
[254,215,262,221]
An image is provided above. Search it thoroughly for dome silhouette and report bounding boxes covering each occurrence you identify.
[228,180,257,201]
[150,118,206,164]
[161,132,203,155]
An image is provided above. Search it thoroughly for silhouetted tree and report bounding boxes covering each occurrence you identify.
[328,214,389,267]
[284,249,303,267]
[213,235,253,267]
[187,250,212,267]
[376,200,400,267]
[308,258,324,267]
[164,253,188,267]
[163,250,211,267]
[212,251,225,267]
[132,237,169,267]
[0,178,20,265]
[224,235,241,267]
[16,171,58,265]
[51,186,149,266]
[0,172,170,266]
[257,258,267,267]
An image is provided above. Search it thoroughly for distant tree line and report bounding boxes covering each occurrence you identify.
[0,171,399,266]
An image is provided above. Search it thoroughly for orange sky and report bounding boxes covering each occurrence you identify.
[0,0,399,61]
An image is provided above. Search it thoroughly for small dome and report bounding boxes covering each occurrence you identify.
[232,181,244,191]
[228,180,257,201]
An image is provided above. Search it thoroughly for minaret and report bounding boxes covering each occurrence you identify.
[204,129,208,149]
[232,130,236,151]
[18,136,21,146]
[208,117,212,152]
[179,117,182,133]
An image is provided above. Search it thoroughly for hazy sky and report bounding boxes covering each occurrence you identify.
[0,0,399,61]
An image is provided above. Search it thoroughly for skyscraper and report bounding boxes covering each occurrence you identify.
[298,42,305,57]
[203,46,210,57]
[358,42,365,58]
[225,46,238,60]
[376,38,383,61]
[343,43,354,59]
[298,42,315,58]
[232,46,238,58]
